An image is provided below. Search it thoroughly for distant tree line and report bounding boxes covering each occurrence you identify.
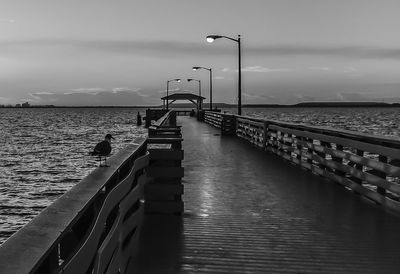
[0,101,399,108]
[0,102,55,108]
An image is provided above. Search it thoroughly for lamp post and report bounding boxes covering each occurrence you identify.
[206,34,242,115]
[187,78,201,110]
[166,78,180,110]
[192,66,212,110]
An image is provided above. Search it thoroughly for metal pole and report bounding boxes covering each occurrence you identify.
[238,35,242,115]
[166,81,169,111]
[210,68,213,110]
[199,80,202,110]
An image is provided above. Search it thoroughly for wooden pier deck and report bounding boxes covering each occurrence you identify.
[130,116,400,273]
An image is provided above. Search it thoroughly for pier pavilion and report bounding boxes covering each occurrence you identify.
[1,110,400,273]
[161,92,205,110]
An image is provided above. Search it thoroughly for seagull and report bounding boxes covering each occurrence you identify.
[90,134,114,167]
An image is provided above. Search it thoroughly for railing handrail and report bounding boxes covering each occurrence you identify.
[204,110,400,148]
[154,111,171,126]
[153,110,175,127]
[0,138,148,273]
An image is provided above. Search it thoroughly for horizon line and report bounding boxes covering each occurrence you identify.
[2,101,399,109]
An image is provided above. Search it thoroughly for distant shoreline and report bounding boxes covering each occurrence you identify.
[1,102,399,108]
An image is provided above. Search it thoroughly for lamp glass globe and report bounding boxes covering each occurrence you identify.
[206,37,214,43]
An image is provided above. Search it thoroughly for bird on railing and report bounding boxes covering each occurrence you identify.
[90,134,114,167]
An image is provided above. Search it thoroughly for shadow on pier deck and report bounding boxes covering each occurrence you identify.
[130,116,400,273]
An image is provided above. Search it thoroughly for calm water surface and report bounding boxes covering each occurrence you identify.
[0,107,399,244]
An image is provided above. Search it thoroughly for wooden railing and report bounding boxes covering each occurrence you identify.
[204,112,400,213]
[175,109,194,116]
[0,110,186,273]
[146,137,184,214]
[146,110,184,214]
[0,138,149,273]
[266,120,400,212]
[236,116,267,148]
[148,110,180,138]
[145,108,168,127]
[204,111,236,135]
[0,110,184,273]
[154,110,176,127]
[204,111,222,128]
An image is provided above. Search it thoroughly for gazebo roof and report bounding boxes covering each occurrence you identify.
[161,92,205,100]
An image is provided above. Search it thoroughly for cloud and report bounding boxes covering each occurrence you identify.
[157,88,179,94]
[222,66,291,73]
[29,89,158,106]
[29,93,42,101]
[66,88,108,95]
[242,66,291,73]
[336,92,369,101]
[112,87,129,93]
[243,92,265,99]
[0,39,222,59]
[35,91,55,95]
[241,92,283,104]
[2,39,400,60]
[250,45,400,59]
[308,67,331,71]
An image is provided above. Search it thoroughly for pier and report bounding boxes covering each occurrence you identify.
[1,110,400,273]
[130,113,400,273]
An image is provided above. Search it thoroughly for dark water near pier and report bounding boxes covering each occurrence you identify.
[0,107,399,244]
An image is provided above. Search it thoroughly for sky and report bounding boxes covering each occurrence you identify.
[1,0,400,106]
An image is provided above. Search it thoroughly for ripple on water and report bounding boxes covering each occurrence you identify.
[241,107,400,138]
[0,107,147,244]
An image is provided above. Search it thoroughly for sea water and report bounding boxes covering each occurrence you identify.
[0,107,147,243]
[0,107,399,244]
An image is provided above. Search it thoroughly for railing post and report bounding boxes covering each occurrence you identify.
[262,122,268,150]
[333,144,346,177]
[197,110,205,121]
[377,155,387,196]
[145,109,152,128]
[220,114,225,135]
[306,138,313,165]
[315,141,329,172]
[354,149,364,185]
[296,135,302,161]
[221,114,236,135]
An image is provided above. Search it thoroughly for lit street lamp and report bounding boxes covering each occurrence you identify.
[187,78,201,110]
[192,66,212,110]
[206,34,242,115]
[166,78,181,110]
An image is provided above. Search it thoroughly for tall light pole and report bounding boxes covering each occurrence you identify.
[187,78,201,110]
[206,34,242,115]
[192,66,212,110]
[166,78,180,110]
